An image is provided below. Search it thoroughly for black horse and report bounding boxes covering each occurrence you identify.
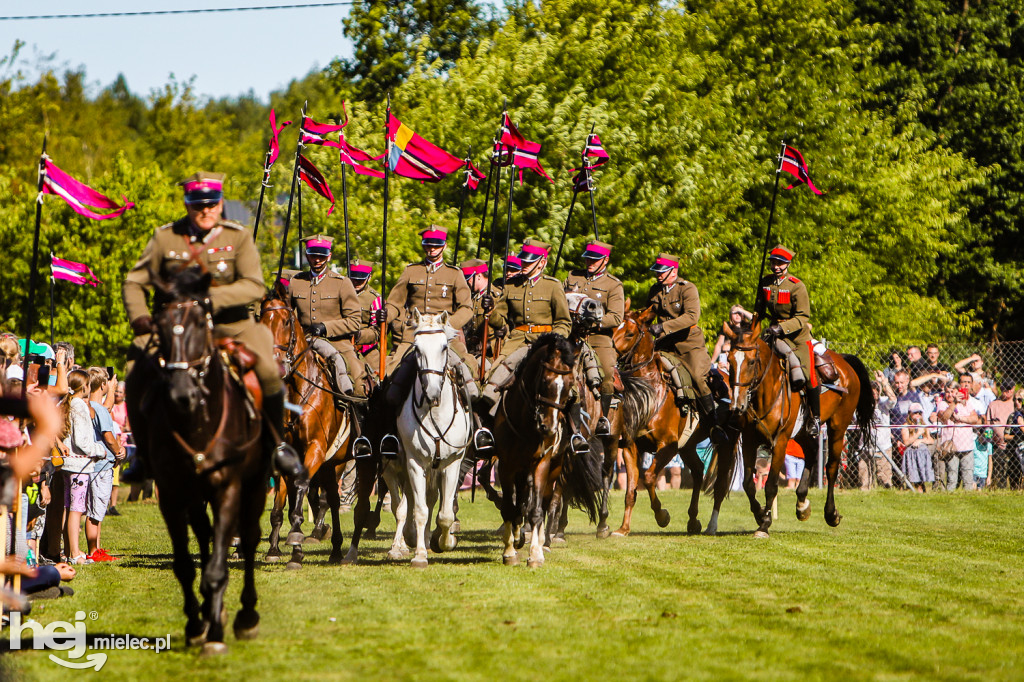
[125,270,267,655]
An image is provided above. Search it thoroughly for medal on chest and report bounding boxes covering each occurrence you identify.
[441,284,448,298]
[217,260,228,273]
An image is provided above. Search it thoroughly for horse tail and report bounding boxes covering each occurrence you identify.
[842,353,876,434]
[619,372,657,438]
[701,443,721,495]
[559,441,604,524]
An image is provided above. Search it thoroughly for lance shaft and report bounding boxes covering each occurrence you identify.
[379,94,392,379]
[252,150,271,242]
[275,105,306,284]
[752,140,787,311]
[501,164,516,283]
[22,136,47,397]
[341,163,351,270]
[451,147,472,266]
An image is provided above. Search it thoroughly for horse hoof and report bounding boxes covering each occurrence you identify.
[328,552,344,565]
[233,611,260,640]
[753,530,770,539]
[234,624,259,640]
[687,519,702,535]
[527,559,543,568]
[702,527,718,537]
[502,554,519,566]
[365,529,378,541]
[264,552,281,563]
[387,549,405,561]
[286,531,305,546]
[550,536,567,546]
[826,512,843,528]
[186,623,209,647]
[340,555,358,565]
[655,509,671,528]
[450,520,461,534]
[285,561,303,571]
[411,557,428,569]
[201,642,229,657]
[610,529,629,537]
[596,525,611,539]
[796,500,812,522]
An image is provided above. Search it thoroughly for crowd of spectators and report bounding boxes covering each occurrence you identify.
[859,343,1023,491]
[1,332,131,609]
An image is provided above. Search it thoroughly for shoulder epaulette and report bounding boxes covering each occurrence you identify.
[605,273,622,283]
[541,274,561,283]
[220,220,246,231]
[789,276,801,283]
[157,222,175,231]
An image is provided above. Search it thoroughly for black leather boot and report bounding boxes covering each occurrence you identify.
[697,393,728,445]
[596,394,613,437]
[804,385,821,437]
[264,390,308,483]
[350,402,372,458]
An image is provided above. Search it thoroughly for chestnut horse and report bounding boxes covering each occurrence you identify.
[610,305,714,536]
[259,292,378,565]
[493,333,603,567]
[706,317,874,537]
[125,270,264,654]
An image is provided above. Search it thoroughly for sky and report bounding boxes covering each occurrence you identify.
[1,1,356,101]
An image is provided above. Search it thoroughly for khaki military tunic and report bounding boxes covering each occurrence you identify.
[122,217,282,395]
[755,273,813,383]
[646,279,711,395]
[464,284,502,359]
[385,259,476,375]
[288,270,365,388]
[354,285,382,378]
[488,273,572,361]
[565,270,624,396]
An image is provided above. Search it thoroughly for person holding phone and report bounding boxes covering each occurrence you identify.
[938,387,980,491]
[61,370,108,564]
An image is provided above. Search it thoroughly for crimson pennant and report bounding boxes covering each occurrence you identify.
[779,145,822,195]
[497,112,553,184]
[297,154,335,214]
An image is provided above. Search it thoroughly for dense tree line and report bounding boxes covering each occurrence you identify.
[0,0,1019,367]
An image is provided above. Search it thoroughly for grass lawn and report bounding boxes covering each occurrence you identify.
[6,486,1024,681]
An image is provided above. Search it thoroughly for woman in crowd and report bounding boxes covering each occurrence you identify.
[62,369,108,564]
[900,403,934,493]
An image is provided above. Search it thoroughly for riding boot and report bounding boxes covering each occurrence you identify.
[697,392,728,446]
[331,353,354,395]
[350,402,372,459]
[596,393,614,437]
[568,399,591,455]
[658,355,687,403]
[264,390,308,484]
[477,360,513,417]
[804,385,821,437]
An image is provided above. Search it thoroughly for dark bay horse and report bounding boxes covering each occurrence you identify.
[707,317,874,537]
[259,291,378,565]
[493,334,603,567]
[125,271,264,655]
[610,305,714,536]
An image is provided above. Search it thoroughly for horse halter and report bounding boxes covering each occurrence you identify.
[615,318,654,373]
[158,298,214,378]
[532,360,574,412]
[413,328,449,381]
[262,302,299,364]
[729,338,770,415]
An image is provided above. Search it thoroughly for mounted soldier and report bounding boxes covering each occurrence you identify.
[459,258,497,362]
[646,252,726,443]
[564,239,624,437]
[755,244,820,436]
[348,259,382,383]
[121,171,304,482]
[380,227,480,455]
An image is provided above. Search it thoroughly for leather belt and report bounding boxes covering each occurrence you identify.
[515,324,552,333]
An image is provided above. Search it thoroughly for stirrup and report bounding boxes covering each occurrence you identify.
[570,433,590,456]
[595,416,611,437]
[380,434,400,460]
[806,417,820,438]
[274,442,307,483]
[473,428,494,452]
[352,436,373,459]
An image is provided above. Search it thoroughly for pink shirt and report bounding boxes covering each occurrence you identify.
[111,401,130,445]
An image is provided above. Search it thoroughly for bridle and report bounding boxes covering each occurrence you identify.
[408,326,473,464]
[730,334,791,440]
[615,318,655,373]
[158,298,214,380]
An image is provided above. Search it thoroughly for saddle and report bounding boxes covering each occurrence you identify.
[658,352,697,401]
[814,349,839,383]
[216,338,263,410]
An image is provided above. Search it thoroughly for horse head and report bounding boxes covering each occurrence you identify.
[612,306,656,367]
[259,289,304,370]
[566,292,605,339]
[526,334,577,436]
[725,314,767,416]
[154,268,215,414]
[410,308,451,407]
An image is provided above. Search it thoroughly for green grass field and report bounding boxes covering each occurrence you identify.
[7,487,1024,681]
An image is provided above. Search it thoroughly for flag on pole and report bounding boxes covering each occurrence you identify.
[338,136,385,178]
[297,154,336,215]
[780,146,822,195]
[571,169,593,194]
[267,109,292,168]
[578,133,609,171]
[50,254,101,287]
[497,113,553,184]
[40,157,134,220]
[385,113,466,182]
[464,160,486,190]
[300,116,345,148]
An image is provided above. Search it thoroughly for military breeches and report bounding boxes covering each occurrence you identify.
[309,337,366,396]
[385,337,478,382]
[588,335,617,396]
[223,322,283,396]
[777,337,815,387]
[360,347,381,381]
[667,345,712,397]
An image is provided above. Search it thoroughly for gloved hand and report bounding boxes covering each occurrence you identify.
[308,322,327,337]
[650,322,664,338]
[131,316,156,336]
[494,326,508,340]
[767,323,784,337]
[375,306,388,326]
[481,294,494,313]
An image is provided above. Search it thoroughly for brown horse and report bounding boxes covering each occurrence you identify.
[493,333,603,567]
[610,305,714,536]
[259,292,378,565]
[125,270,264,654]
[707,317,874,537]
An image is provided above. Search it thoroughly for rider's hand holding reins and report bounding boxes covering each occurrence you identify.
[481,294,494,313]
[131,315,156,336]
[766,323,784,337]
[649,322,664,338]
[308,323,327,337]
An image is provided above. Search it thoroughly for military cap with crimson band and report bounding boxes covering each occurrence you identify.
[420,226,448,247]
[505,254,522,272]
[460,258,488,277]
[179,171,225,205]
[302,233,333,257]
[349,260,374,280]
[517,238,550,263]
[582,240,613,260]
[768,244,795,263]
[649,252,680,273]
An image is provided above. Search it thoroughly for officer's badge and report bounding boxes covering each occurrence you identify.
[441,284,449,298]
[674,302,681,309]
[217,260,228,273]
[596,293,602,298]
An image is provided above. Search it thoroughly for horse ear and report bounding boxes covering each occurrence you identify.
[638,305,657,325]
[723,322,737,341]
[273,277,289,301]
[624,297,631,313]
[749,313,761,336]
[438,311,449,327]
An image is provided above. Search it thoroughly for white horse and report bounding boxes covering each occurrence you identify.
[392,310,473,568]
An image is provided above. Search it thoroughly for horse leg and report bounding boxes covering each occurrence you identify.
[824,427,844,527]
[754,438,788,538]
[498,459,520,565]
[343,457,377,564]
[433,458,461,553]
[265,481,286,562]
[794,432,817,522]
[612,444,640,536]
[527,459,550,568]
[644,442,676,529]
[199,483,239,655]
[307,476,330,542]
[595,441,616,538]
[680,436,705,535]
[704,436,738,536]
[740,435,764,522]
[554,498,568,545]
[321,464,345,563]
[233,477,263,640]
[544,484,563,548]
[407,456,430,568]
[513,471,530,549]
[286,459,314,549]
[158,494,205,645]
[188,500,212,568]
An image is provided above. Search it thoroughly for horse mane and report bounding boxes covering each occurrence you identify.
[619,372,658,438]
[168,268,211,299]
[517,333,576,379]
